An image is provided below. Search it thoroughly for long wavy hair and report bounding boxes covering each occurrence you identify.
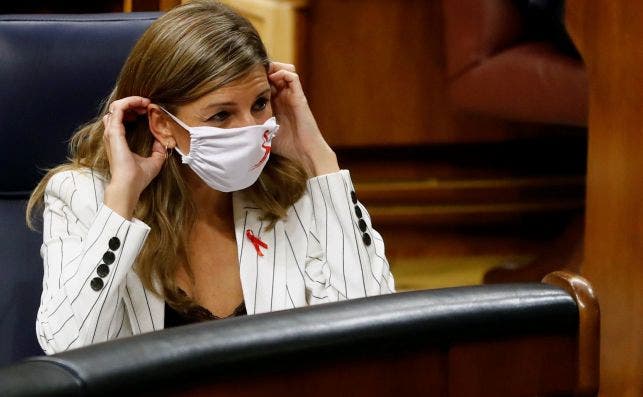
[26,0,308,312]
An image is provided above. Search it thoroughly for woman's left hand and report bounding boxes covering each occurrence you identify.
[268,62,339,176]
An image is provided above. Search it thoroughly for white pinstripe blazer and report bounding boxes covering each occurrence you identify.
[36,168,395,354]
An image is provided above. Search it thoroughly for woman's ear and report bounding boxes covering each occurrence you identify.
[147,104,176,148]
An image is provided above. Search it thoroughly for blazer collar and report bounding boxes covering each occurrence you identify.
[233,191,264,314]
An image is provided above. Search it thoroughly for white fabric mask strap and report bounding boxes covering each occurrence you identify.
[159,106,191,132]
[158,106,190,159]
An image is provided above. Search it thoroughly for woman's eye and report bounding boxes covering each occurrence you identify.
[252,97,268,112]
[209,111,229,122]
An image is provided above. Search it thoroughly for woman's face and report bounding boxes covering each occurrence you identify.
[171,64,272,154]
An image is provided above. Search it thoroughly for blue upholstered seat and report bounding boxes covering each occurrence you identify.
[0,12,159,366]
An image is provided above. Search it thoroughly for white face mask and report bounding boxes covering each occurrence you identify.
[161,107,278,192]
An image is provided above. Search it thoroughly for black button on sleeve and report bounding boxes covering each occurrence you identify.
[103,251,115,265]
[362,233,372,246]
[358,219,368,232]
[97,264,109,278]
[90,277,104,291]
[354,205,363,218]
[108,237,121,251]
[350,191,357,204]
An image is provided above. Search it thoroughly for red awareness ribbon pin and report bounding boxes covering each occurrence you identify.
[246,229,268,256]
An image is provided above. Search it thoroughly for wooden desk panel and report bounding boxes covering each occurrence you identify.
[302,0,526,147]
[173,335,576,397]
[565,1,643,396]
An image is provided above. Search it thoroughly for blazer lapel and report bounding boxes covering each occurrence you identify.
[233,192,287,314]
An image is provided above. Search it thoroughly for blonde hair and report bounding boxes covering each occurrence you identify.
[26,0,308,312]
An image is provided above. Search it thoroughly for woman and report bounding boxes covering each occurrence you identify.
[27,0,394,355]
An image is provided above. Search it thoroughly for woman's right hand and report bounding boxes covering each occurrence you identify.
[102,96,166,220]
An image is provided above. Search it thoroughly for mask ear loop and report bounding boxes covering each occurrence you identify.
[158,106,184,161]
[159,106,191,131]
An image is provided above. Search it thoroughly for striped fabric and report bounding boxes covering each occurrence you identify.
[36,168,395,354]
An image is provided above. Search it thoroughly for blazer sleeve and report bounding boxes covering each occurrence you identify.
[36,170,150,354]
[302,170,395,304]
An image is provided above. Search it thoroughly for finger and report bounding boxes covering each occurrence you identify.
[269,61,296,74]
[108,106,126,132]
[108,96,151,115]
[269,69,299,83]
[102,112,117,139]
[102,113,111,128]
[150,139,165,156]
[269,69,304,93]
[103,108,134,161]
[102,115,113,164]
[129,140,165,161]
[269,75,288,91]
[104,96,151,137]
[138,148,166,183]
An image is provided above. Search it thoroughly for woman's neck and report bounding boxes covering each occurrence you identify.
[183,168,233,224]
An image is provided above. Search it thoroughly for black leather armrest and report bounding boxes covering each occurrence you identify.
[0,284,577,396]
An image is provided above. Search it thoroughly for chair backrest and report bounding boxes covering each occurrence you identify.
[0,12,159,367]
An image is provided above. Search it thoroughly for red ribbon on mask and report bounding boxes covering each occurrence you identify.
[246,229,268,256]
[252,130,272,170]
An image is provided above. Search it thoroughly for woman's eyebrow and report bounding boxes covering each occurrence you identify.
[200,88,271,111]
[201,100,236,110]
[256,88,271,97]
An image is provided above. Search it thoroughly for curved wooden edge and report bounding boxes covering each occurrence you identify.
[543,271,600,397]
[564,0,585,58]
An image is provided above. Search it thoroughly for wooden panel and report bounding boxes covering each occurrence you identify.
[356,176,584,226]
[565,1,643,396]
[301,0,581,147]
[340,138,586,228]
[218,0,307,65]
[449,335,577,397]
[169,336,577,397]
[169,347,448,396]
[125,0,176,12]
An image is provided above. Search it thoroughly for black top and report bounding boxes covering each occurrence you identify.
[164,300,247,328]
